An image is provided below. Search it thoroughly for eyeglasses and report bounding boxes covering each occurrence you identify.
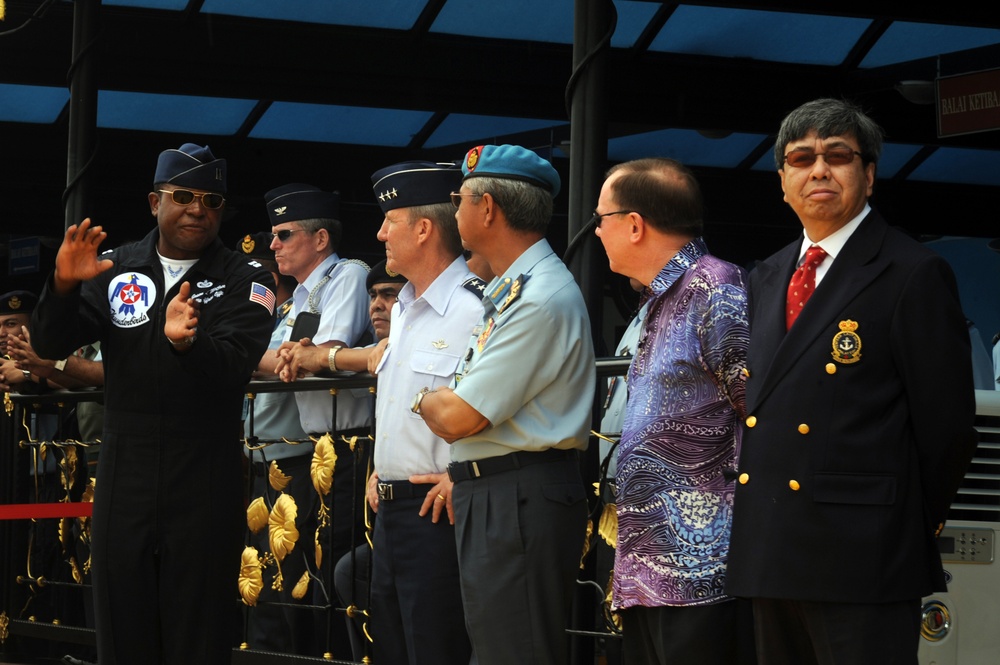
[783,149,862,169]
[271,228,304,242]
[450,192,483,208]
[157,189,225,210]
[590,210,637,227]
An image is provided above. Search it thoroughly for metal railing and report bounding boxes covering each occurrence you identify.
[0,363,631,664]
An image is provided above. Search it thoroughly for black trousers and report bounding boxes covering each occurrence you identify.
[620,599,757,665]
[370,483,471,665]
[452,454,588,665]
[91,423,243,665]
[752,597,922,665]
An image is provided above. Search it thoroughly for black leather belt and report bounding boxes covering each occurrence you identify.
[376,480,435,502]
[448,448,576,483]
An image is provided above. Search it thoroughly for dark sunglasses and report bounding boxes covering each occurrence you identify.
[158,189,225,210]
[783,149,862,169]
[590,210,637,227]
[271,228,304,242]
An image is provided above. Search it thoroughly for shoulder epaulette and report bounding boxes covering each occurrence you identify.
[463,276,487,297]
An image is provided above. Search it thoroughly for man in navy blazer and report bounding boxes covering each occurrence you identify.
[725,98,978,664]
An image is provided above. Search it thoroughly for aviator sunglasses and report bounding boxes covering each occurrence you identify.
[157,189,226,210]
[783,148,862,169]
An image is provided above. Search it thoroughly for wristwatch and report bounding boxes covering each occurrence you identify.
[328,346,344,372]
[54,358,68,372]
[410,387,431,414]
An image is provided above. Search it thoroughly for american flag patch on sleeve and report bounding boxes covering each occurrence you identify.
[249,282,275,314]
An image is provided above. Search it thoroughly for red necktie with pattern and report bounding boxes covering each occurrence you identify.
[786,245,827,330]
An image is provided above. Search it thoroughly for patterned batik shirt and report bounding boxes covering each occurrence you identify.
[612,237,749,609]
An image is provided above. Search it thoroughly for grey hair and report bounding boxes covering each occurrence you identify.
[465,177,552,234]
[407,202,464,258]
[774,98,885,169]
[295,217,342,253]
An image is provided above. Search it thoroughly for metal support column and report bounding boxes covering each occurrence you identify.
[567,0,611,336]
[64,0,100,231]
[567,3,614,663]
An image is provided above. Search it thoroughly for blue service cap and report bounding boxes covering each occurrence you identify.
[371,161,461,214]
[153,143,227,193]
[461,144,560,197]
[265,183,340,225]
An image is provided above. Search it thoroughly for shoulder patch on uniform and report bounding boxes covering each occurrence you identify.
[494,274,527,315]
[249,282,275,315]
[463,276,486,297]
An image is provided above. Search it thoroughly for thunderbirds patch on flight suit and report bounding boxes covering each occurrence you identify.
[831,319,862,364]
[109,272,156,328]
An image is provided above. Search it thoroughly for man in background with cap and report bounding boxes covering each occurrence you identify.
[1,288,98,648]
[417,145,594,665]
[1,290,44,391]
[235,231,316,654]
[2,289,104,392]
[362,160,481,664]
[265,183,371,659]
[31,143,275,665]
[1,290,34,357]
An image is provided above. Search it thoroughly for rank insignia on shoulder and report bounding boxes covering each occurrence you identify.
[464,276,486,296]
[831,319,861,364]
[494,275,525,314]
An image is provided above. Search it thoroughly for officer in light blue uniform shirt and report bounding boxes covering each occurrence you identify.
[366,160,480,665]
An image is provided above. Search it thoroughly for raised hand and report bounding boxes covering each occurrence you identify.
[163,281,200,351]
[54,218,115,295]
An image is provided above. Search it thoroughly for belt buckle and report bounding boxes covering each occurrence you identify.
[377,483,393,501]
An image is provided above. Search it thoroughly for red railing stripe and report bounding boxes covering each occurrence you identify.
[0,503,94,520]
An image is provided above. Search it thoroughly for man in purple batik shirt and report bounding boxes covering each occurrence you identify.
[595,158,756,664]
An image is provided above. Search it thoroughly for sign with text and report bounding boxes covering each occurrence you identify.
[937,69,1000,138]
[8,235,40,275]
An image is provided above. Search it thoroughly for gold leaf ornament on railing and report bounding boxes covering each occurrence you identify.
[267,493,299,592]
[598,503,618,547]
[268,494,299,562]
[291,570,310,600]
[311,433,336,528]
[246,497,269,534]
[580,518,594,569]
[268,460,291,492]
[310,434,336,496]
[238,547,264,606]
[59,446,78,492]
